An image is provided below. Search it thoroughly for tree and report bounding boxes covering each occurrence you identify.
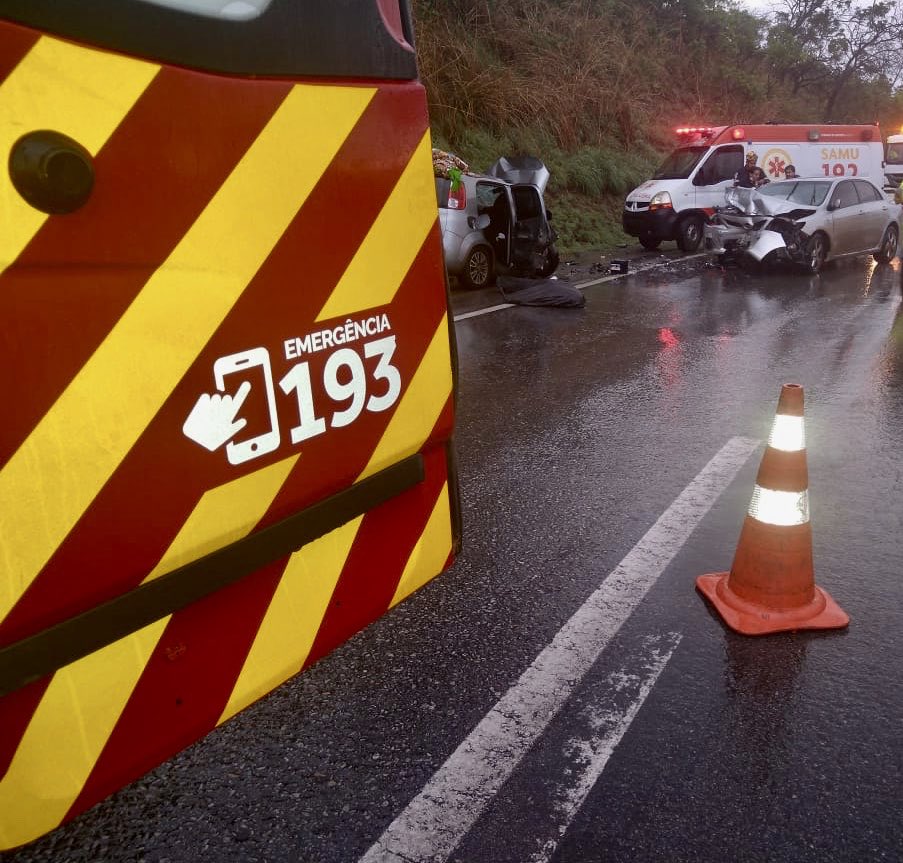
[820,1,902,120]
[770,0,903,120]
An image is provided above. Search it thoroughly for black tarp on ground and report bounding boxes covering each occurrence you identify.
[497,275,585,308]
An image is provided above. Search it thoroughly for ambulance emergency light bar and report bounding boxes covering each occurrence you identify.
[675,126,715,137]
[675,126,746,140]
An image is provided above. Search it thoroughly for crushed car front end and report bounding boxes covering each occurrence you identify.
[705,186,815,267]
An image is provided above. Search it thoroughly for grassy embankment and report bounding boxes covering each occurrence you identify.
[414,0,671,253]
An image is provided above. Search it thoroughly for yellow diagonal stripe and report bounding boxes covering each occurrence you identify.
[0,36,159,271]
[143,455,299,583]
[390,483,452,607]
[315,130,437,321]
[218,516,363,725]
[0,617,169,851]
[0,456,297,851]
[357,315,452,482]
[0,83,375,627]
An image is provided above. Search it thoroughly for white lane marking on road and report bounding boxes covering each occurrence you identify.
[525,633,682,863]
[453,303,514,321]
[358,435,760,863]
[451,252,707,322]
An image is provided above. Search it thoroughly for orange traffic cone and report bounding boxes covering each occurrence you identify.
[696,384,849,635]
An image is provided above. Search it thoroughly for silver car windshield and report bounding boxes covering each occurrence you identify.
[759,180,831,207]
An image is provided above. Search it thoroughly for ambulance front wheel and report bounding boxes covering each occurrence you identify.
[676,215,704,252]
[639,235,661,251]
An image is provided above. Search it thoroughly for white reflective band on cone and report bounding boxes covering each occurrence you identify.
[748,486,810,526]
[767,415,805,452]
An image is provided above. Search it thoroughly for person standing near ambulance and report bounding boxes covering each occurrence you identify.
[734,151,768,188]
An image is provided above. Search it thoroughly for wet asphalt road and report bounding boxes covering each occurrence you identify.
[4,253,903,863]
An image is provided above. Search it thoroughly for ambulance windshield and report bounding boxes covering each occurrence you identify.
[653,146,707,180]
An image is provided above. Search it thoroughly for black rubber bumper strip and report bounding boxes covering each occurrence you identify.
[0,453,424,697]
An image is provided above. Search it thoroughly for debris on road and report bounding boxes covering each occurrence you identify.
[497,275,585,308]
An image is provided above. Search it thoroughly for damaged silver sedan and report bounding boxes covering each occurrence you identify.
[704,178,900,273]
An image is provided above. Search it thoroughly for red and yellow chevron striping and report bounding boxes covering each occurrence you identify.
[0,18,456,850]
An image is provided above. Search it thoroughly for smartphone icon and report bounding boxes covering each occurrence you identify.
[213,347,280,465]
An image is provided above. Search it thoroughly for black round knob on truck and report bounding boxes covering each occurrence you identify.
[9,130,95,214]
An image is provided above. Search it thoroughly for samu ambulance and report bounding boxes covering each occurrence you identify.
[623,123,886,252]
[0,0,460,850]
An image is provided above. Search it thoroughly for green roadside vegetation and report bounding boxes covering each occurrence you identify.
[413,0,903,254]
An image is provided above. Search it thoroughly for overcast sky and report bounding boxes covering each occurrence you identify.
[736,0,778,13]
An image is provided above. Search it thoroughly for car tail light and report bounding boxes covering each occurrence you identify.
[447,183,466,209]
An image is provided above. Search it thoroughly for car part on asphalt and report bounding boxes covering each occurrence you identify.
[497,275,585,308]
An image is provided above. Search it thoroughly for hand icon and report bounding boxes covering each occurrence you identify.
[182,380,252,452]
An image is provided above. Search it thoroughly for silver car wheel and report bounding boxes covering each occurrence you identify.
[462,246,492,289]
[875,224,899,263]
[806,234,827,273]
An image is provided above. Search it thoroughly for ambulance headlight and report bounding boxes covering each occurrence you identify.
[649,191,673,211]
